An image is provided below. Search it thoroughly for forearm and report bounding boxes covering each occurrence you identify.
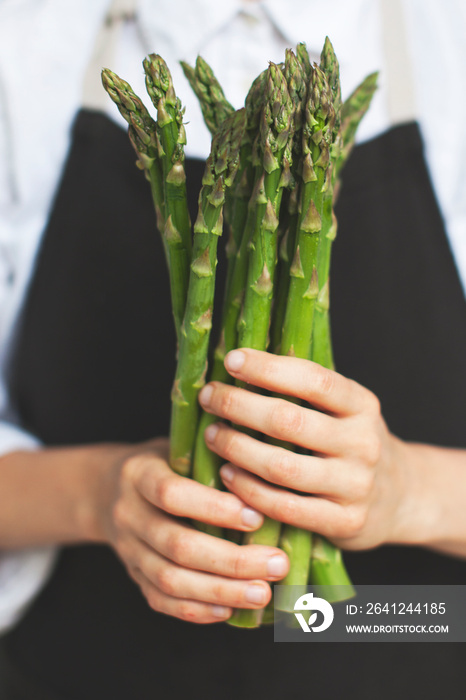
[0,444,116,549]
[394,441,466,558]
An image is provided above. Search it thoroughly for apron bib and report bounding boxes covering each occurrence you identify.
[1,2,466,698]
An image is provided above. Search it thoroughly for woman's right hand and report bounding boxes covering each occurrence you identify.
[99,438,289,623]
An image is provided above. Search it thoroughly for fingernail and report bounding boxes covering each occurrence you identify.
[225,350,245,372]
[245,585,267,605]
[199,384,213,407]
[267,555,288,578]
[220,465,234,483]
[204,424,219,442]
[241,507,262,528]
[212,605,230,618]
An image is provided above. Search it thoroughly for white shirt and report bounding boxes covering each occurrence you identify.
[0,0,465,634]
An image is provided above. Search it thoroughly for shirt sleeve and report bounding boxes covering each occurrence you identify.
[0,422,58,636]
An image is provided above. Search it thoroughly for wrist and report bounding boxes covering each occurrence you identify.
[388,440,465,550]
[82,438,170,545]
[77,443,133,545]
[0,444,126,549]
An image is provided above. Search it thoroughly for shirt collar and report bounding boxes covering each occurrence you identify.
[138,0,239,58]
[137,0,327,60]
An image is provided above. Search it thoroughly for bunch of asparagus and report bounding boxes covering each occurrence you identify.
[102,39,377,628]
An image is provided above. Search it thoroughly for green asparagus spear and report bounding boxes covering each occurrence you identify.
[180,56,234,136]
[101,69,191,342]
[312,70,378,369]
[180,56,238,242]
[276,65,335,606]
[337,71,378,178]
[309,61,377,597]
[237,62,294,352]
[143,54,192,259]
[169,109,246,476]
[229,61,295,629]
[310,36,342,370]
[101,70,165,225]
[191,71,267,502]
[310,535,354,601]
[269,50,307,354]
[303,40,353,599]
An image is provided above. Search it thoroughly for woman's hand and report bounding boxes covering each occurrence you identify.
[98,438,289,624]
[198,348,412,551]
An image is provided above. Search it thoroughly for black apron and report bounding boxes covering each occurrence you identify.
[0,109,465,699]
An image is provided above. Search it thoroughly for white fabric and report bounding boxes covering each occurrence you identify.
[0,0,110,636]
[0,0,465,634]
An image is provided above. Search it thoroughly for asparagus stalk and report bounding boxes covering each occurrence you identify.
[312,70,378,369]
[223,70,268,300]
[310,535,355,601]
[229,61,296,629]
[143,54,192,256]
[310,37,342,372]
[169,109,246,475]
[309,61,377,597]
[269,195,294,354]
[180,56,238,244]
[237,62,294,353]
[269,49,307,354]
[180,59,238,527]
[337,71,379,180]
[101,69,191,343]
[191,71,267,498]
[276,65,335,607]
[180,56,234,136]
[311,63,379,376]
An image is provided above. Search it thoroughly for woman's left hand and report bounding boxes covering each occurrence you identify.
[198,348,411,551]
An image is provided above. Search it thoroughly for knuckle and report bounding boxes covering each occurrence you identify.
[361,432,382,466]
[210,580,228,604]
[220,429,241,463]
[269,449,300,487]
[240,477,261,507]
[351,469,375,500]
[313,366,336,398]
[121,454,146,484]
[260,356,283,386]
[155,476,179,512]
[273,494,297,523]
[178,601,200,622]
[156,566,178,597]
[269,401,304,438]
[343,507,367,537]
[365,390,381,416]
[114,534,130,562]
[112,500,129,530]
[146,589,162,613]
[231,548,249,578]
[201,492,224,527]
[168,531,194,564]
[218,388,236,417]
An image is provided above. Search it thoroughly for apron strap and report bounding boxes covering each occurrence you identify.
[380,0,417,125]
[82,0,139,111]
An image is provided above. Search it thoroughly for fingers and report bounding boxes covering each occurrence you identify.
[117,495,289,581]
[128,536,272,611]
[199,381,354,455]
[204,422,360,500]
[127,453,264,531]
[130,566,233,624]
[222,348,378,416]
[218,464,360,541]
